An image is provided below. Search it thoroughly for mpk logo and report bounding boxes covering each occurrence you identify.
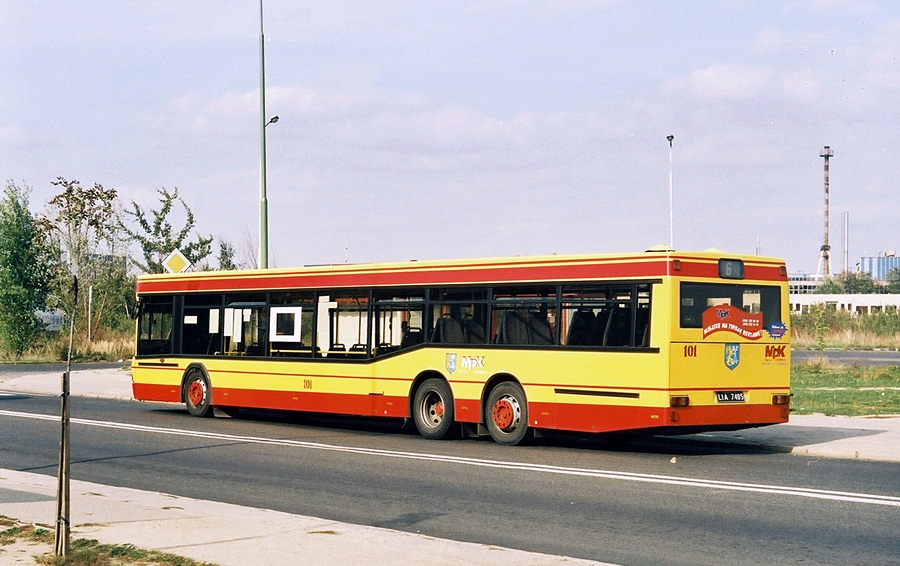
[461,355,485,370]
[765,345,787,361]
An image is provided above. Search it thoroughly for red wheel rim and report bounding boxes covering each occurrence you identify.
[492,398,515,430]
[188,380,205,407]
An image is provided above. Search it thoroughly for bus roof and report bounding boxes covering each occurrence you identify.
[135,250,787,295]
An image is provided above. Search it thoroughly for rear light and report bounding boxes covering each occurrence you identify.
[772,394,791,406]
[670,396,690,408]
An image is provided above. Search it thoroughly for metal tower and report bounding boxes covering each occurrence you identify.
[816,146,833,279]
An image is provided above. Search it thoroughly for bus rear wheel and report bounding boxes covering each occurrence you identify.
[486,382,530,446]
[184,368,213,418]
[412,378,455,440]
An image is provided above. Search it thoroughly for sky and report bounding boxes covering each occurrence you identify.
[1,1,898,275]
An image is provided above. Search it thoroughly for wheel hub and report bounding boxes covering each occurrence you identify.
[492,396,520,431]
[424,392,444,426]
[188,380,206,407]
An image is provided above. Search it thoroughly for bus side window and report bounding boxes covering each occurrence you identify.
[566,309,595,346]
[461,315,485,344]
[603,303,632,347]
[432,314,465,343]
[400,324,423,348]
[137,298,174,356]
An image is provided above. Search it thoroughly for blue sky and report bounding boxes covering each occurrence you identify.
[2,1,898,274]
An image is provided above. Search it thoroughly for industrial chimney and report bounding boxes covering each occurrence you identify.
[816,146,833,279]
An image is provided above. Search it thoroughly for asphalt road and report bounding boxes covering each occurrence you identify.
[792,349,900,365]
[1,393,898,566]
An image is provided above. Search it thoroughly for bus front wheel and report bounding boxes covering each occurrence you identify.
[486,382,530,446]
[184,368,213,418]
[412,378,455,440]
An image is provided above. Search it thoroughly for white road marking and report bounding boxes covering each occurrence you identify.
[2,408,898,507]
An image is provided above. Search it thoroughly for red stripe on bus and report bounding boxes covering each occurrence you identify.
[211,387,410,418]
[132,382,181,403]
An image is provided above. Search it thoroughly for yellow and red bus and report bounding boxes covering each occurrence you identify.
[131,249,790,445]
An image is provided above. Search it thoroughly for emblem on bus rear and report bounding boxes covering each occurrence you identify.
[446,353,457,374]
[724,344,740,370]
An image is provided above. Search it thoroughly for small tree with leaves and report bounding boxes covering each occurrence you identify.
[40,177,133,337]
[217,239,238,270]
[120,187,213,274]
[0,181,55,357]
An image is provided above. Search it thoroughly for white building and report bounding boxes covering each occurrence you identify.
[789,294,900,315]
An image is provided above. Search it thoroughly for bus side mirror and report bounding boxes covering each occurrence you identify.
[127,298,141,320]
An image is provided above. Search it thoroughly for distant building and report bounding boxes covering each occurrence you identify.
[36,310,67,332]
[790,294,900,315]
[788,273,822,295]
[860,253,900,281]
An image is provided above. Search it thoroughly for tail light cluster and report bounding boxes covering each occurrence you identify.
[670,396,690,408]
[772,394,791,406]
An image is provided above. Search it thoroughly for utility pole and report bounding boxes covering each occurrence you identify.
[817,145,833,279]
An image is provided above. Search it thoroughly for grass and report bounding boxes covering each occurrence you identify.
[791,361,900,416]
[1,516,215,566]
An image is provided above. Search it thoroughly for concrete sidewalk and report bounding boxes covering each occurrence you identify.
[1,367,899,565]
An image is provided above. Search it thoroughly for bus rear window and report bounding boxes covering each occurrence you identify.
[680,282,781,329]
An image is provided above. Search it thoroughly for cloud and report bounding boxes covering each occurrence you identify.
[781,70,821,101]
[684,65,774,102]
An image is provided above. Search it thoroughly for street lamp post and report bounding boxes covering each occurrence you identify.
[667,134,674,250]
[259,0,270,269]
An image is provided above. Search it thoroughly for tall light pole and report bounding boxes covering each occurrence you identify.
[667,134,675,250]
[259,0,270,269]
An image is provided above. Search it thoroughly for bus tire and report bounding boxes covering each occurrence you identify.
[183,367,213,418]
[412,378,455,440]
[486,382,530,446]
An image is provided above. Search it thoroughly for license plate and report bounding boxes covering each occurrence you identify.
[716,391,745,403]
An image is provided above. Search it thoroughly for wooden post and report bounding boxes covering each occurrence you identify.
[55,276,77,556]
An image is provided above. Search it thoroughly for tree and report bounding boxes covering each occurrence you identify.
[886,269,900,294]
[840,271,877,294]
[120,187,213,274]
[40,177,132,337]
[217,239,238,270]
[0,181,55,357]
[815,271,877,294]
[816,278,843,294]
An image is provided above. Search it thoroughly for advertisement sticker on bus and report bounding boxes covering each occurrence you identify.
[767,322,788,339]
[702,304,763,340]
